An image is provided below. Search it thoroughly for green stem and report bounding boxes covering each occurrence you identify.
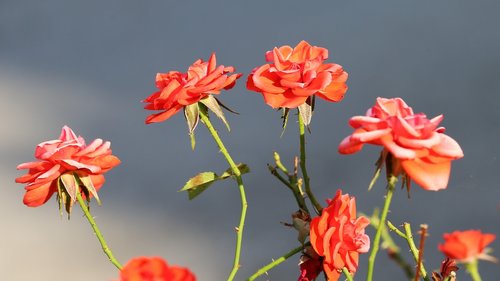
[199,110,247,281]
[465,260,482,281]
[366,175,397,281]
[246,244,305,281]
[76,192,122,270]
[298,113,322,214]
[343,267,354,281]
[268,165,309,213]
[370,216,414,279]
[403,223,430,281]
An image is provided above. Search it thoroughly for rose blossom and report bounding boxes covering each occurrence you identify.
[338,97,464,191]
[247,40,348,108]
[143,53,242,124]
[439,230,496,263]
[15,126,120,207]
[309,189,370,280]
[119,256,196,281]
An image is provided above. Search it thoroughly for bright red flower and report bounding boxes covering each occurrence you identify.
[439,230,496,263]
[309,189,370,280]
[247,40,348,108]
[143,53,242,124]
[338,97,464,191]
[119,256,196,281]
[15,126,120,207]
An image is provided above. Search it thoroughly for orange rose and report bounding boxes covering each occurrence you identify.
[119,256,196,281]
[143,53,241,124]
[339,97,464,191]
[309,189,370,280]
[439,230,496,263]
[15,126,120,208]
[247,40,348,108]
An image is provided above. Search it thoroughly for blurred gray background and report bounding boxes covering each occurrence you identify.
[1,0,499,280]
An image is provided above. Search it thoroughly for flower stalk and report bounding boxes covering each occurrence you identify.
[298,113,322,214]
[76,190,122,270]
[464,260,482,281]
[246,244,306,281]
[366,174,397,281]
[199,109,247,281]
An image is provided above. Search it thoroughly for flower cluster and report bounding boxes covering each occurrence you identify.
[339,97,464,190]
[309,189,370,280]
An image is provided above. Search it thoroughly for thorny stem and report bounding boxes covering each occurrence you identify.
[298,113,322,214]
[76,192,122,270]
[268,164,309,213]
[414,224,428,281]
[246,243,306,281]
[369,214,414,279]
[403,223,431,281]
[199,110,247,281]
[366,175,397,281]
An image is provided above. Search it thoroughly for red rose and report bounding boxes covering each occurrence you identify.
[309,189,370,280]
[247,40,348,108]
[143,53,241,124]
[15,126,120,207]
[119,256,196,281]
[339,97,464,191]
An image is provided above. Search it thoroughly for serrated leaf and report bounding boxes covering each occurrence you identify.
[180,172,219,200]
[220,163,250,179]
[280,108,290,137]
[184,103,200,134]
[298,101,313,127]
[200,95,230,131]
[75,173,101,205]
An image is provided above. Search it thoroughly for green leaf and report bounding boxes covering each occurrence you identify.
[200,95,230,131]
[179,164,250,200]
[180,172,219,200]
[220,163,250,179]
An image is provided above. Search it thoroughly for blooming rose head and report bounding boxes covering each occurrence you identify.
[143,53,242,124]
[119,256,196,281]
[439,230,497,263]
[309,189,370,280]
[338,97,464,191]
[247,40,348,109]
[15,126,120,213]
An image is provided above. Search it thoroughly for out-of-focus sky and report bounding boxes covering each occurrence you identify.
[1,0,500,280]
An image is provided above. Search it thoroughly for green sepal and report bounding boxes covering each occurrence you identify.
[200,95,230,131]
[184,103,200,150]
[280,108,290,137]
[180,172,219,200]
[298,97,313,127]
[368,150,387,191]
[75,173,101,205]
[58,174,79,218]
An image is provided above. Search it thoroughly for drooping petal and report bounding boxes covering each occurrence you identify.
[401,159,451,191]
